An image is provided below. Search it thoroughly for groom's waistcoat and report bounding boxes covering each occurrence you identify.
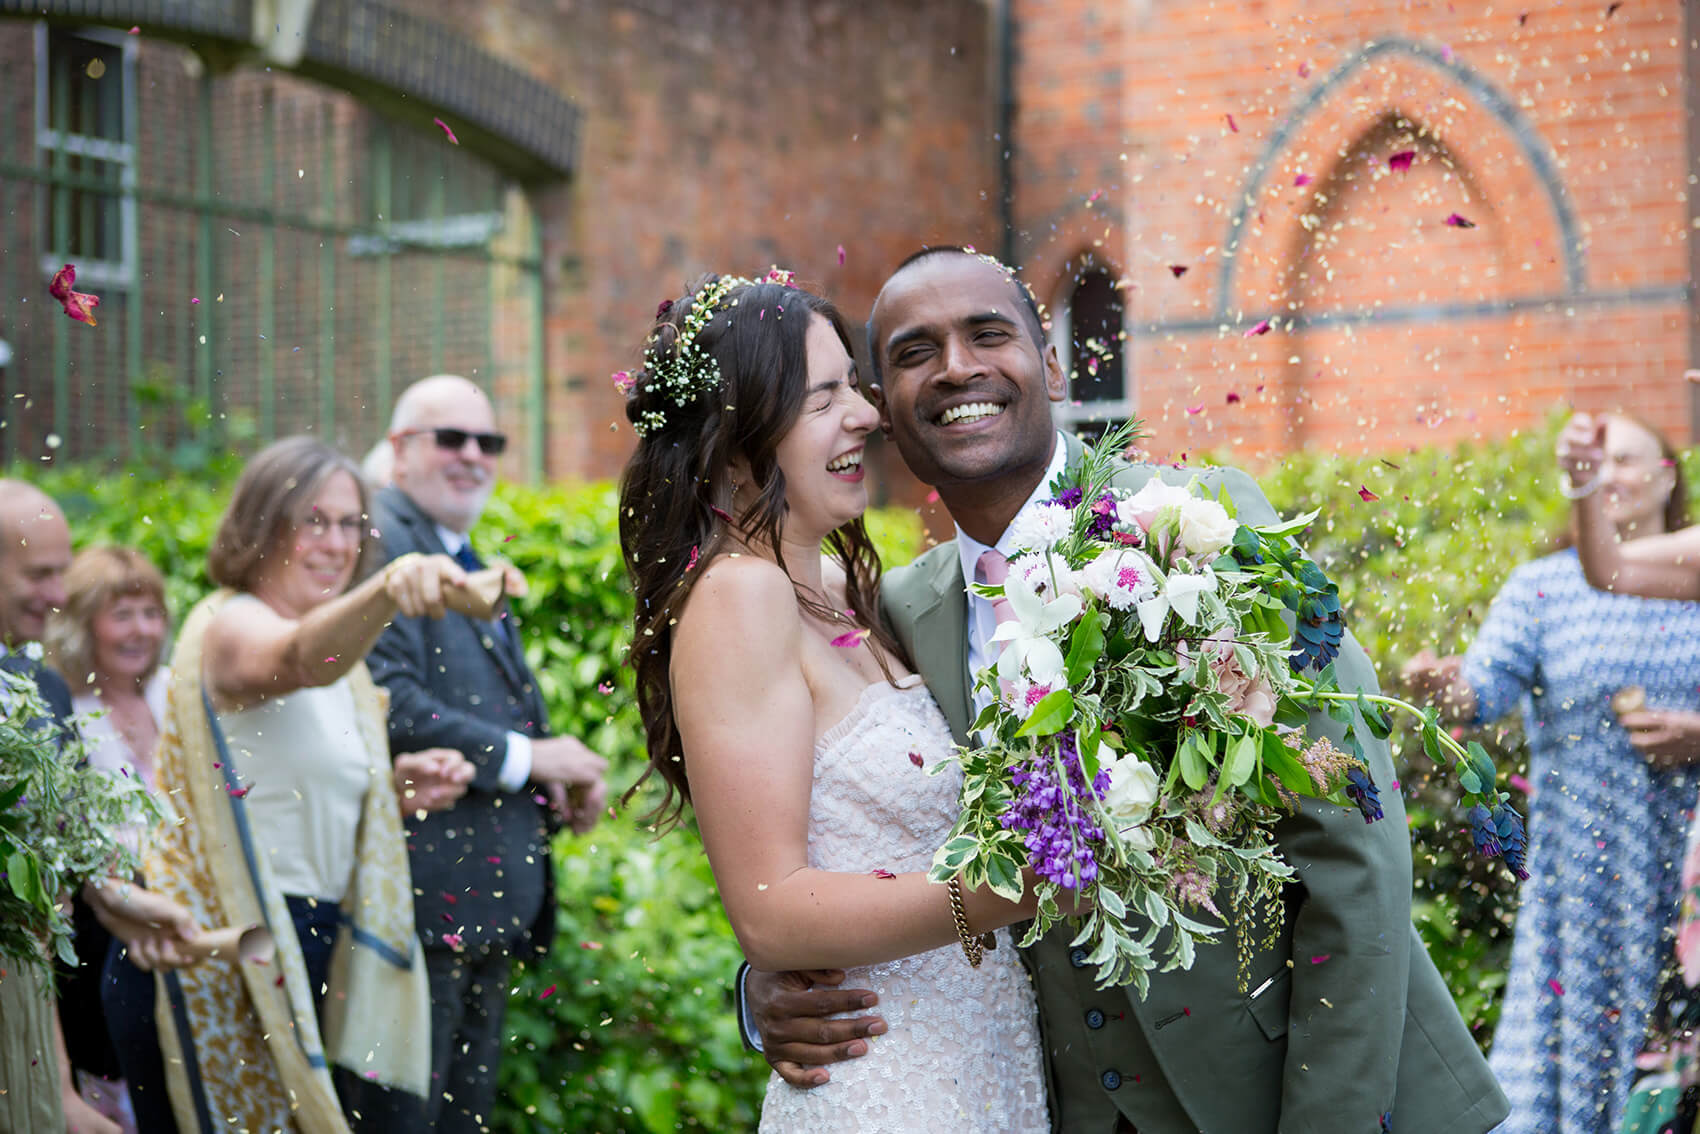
[879,450,1508,1134]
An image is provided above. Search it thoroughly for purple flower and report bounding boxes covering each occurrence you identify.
[1344,767,1383,823]
[1466,803,1502,857]
[1492,803,1530,880]
[1087,492,1119,540]
[1000,731,1110,890]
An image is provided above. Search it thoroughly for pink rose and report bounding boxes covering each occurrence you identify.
[1181,635,1277,728]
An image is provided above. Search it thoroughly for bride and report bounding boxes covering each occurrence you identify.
[617,272,1048,1131]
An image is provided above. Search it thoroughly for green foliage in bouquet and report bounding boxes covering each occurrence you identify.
[930,422,1524,994]
[0,665,165,979]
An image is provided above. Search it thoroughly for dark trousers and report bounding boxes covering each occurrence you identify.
[423,945,512,1134]
[101,896,420,1134]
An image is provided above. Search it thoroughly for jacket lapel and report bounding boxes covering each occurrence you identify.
[909,552,974,745]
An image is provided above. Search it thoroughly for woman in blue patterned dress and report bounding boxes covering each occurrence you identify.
[1404,413,1700,1134]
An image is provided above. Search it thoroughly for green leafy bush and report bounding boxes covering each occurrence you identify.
[29,422,1692,1129]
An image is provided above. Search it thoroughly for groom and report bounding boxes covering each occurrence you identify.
[744,248,1509,1133]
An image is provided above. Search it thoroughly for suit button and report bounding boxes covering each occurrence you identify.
[1101,1069,1122,1091]
[1085,1008,1105,1029]
[1070,947,1089,968]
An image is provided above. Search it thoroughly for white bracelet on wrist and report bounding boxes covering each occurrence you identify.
[1559,474,1603,500]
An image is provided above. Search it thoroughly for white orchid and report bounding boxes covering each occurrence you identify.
[990,551,1083,686]
[1135,565,1219,641]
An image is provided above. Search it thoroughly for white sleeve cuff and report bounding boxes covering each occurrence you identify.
[498,731,534,792]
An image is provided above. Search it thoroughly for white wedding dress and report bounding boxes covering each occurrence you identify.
[757,680,1049,1133]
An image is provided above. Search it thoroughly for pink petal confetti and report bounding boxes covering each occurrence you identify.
[1510,773,1533,794]
[1445,212,1476,228]
[486,855,502,864]
[433,117,459,145]
[1168,264,1189,278]
[1388,150,1416,173]
[870,868,896,879]
[1440,44,1454,64]
[1606,2,1621,16]
[1358,486,1380,502]
[908,752,924,768]
[580,940,603,950]
[48,264,99,326]
[597,681,614,695]
[1225,113,1239,133]
[442,933,464,949]
[1244,318,1272,337]
[441,892,458,904]
[540,984,557,999]
[190,297,201,304]
[925,489,941,504]
[1310,953,1331,964]
[837,243,846,266]
[1226,392,1242,404]
[1185,405,1204,415]
[710,505,734,523]
[830,627,871,649]
[128,26,139,34]
[1297,61,1311,77]
[612,370,634,395]
[1086,188,1104,203]
[1293,173,1313,187]
[227,784,252,798]
[685,545,700,572]
[1548,978,1565,996]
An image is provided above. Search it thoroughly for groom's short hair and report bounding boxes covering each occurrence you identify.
[866,246,1048,383]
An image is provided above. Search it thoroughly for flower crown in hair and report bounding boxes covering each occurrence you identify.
[627,268,798,438]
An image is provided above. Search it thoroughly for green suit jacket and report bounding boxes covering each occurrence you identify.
[879,443,1509,1134]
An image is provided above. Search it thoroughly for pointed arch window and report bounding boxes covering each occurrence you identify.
[1054,266,1131,440]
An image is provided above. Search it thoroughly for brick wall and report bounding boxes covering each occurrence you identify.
[387,0,1000,486]
[1010,0,1693,466]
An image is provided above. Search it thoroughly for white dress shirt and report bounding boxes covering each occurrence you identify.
[435,524,533,793]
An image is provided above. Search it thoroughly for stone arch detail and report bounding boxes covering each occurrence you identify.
[1,0,580,179]
[1217,37,1582,319]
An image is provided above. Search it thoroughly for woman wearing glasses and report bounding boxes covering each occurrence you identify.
[137,436,476,1133]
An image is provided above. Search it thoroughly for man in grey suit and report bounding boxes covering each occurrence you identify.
[745,250,1509,1132]
[367,376,608,1133]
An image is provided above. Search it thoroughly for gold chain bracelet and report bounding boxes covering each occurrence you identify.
[947,877,984,968]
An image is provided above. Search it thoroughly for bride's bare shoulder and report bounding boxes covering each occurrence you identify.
[675,554,799,644]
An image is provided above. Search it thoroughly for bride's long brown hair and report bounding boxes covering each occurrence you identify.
[618,275,904,830]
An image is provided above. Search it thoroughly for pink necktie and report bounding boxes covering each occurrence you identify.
[975,549,1018,638]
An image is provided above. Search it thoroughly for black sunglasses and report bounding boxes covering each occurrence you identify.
[397,427,508,456]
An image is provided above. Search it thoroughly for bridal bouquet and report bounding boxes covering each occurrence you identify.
[0,663,167,979]
[929,423,1524,994]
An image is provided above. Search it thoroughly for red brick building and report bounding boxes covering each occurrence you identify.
[0,0,1692,493]
[1012,0,1696,463]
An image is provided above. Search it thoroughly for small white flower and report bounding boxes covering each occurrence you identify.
[1134,565,1220,640]
[990,551,1083,686]
[21,641,43,662]
[1176,496,1237,558]
[1007,500,1074,551]
[1077,548,1161,612]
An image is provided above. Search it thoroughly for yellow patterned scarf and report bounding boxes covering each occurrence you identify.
[143,591,430,1133]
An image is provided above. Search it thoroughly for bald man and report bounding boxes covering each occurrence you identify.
[366,377,608,1132]
[0,481,195,1134]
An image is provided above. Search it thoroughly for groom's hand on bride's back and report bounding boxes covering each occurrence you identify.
[747,967,887,1087]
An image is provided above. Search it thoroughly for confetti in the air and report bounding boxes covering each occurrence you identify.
[1244,318,1272,337]
[1388,150,1416,173]
[1445,213,1476,228]
[433,117,459,145]
[1358,486,1380,502]
[48,265,99,326]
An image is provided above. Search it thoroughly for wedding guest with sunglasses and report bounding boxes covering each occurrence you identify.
[369,375,609,1133]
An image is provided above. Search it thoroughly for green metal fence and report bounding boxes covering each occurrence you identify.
[0,24,547,478]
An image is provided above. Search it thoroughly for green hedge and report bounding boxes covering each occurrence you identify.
[32,422,1693,1131]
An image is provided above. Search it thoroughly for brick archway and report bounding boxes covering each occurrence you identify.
[1220,38,1580,322]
